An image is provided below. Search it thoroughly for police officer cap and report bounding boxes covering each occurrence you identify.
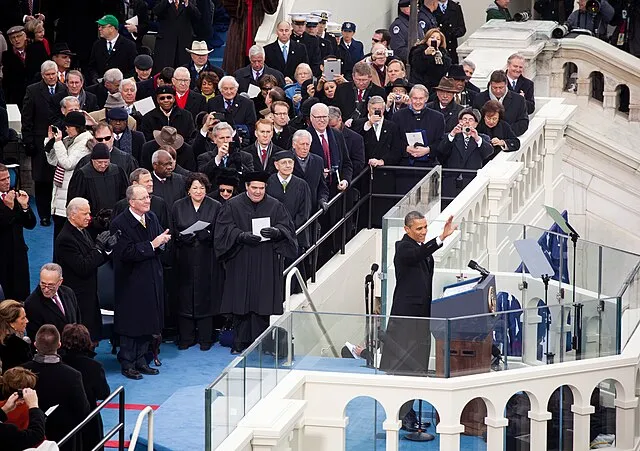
[156,85,176,96]
[244,171,270,184]
[398,0,411,6]
[134,54,153,71]
[306,16,319,26]
[341,22,356,32]
[289,13,308,24]
[273,150,295,162]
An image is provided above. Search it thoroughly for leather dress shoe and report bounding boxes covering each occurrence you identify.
[200,343,212,351]
[122,368,143,380]
[40,217,51,227]
[137,364,159,375]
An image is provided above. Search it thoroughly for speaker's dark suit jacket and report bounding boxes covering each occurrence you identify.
[264,39,309,80]
[293,152,328,211]
[88,35,138,85]
[24,284,81,342]
[473,90,529,137]
[334,82,386,120]
[234,64,286,93]
[307,126,353,194]
[508,75,535,115]
[244,141,284,174]
[54,220,108,339]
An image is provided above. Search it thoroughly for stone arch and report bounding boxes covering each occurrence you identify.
[563,62,579,92]
[459,397,491,440]
[589,378,619,448]
[591,377,626,402]
[589,71,605,102]
[616,84,630,114]
[545,383,584,410]
[547,385,577,451]
[502,389,541,414]
[343,395,387,450]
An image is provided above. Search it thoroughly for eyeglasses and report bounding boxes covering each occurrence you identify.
[311,115,329,120]
[273,112,288,116]
[371,38,381,43]
[95,135,112,142]
[158,96,174,101]
[133,195,151,200]
[173,78,190,83]
[40,282,60,289]
[219,188,233,194]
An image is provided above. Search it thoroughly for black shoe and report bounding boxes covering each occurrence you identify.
[177,344,190,350]
[40,217,51,227]
[200,343,212,351]
[121,368,143,380]
[136,364,159,375]
[401,418,420,432]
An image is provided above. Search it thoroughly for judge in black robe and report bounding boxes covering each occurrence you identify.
[214,171,298,353]
[171,174,224,350]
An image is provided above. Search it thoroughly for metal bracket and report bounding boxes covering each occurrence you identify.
[378,272,388,280]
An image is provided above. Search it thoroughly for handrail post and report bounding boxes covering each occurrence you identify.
[368,166,373,229]
[340,193,347,254]
[119,388,125,451]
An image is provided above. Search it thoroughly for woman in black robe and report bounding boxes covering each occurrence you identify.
[477,100,521,163]
[171,172,223,351]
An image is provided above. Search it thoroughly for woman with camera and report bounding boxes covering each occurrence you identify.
[45,111,93,242]
[0,300,32,373]
[0,367,37,430]
[408,29,452,91]
[476,100,520,162]
[0,387,46,451]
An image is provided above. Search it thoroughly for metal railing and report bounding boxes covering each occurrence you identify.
[128,406,155,451]
[58,386,125,451]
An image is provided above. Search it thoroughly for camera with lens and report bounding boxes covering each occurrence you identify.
[464,127,471,133]
[17,389,23,398]
[552,23,570,38]
[586,0,600,14]
[513,11,530,22]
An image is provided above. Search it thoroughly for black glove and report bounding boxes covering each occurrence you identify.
[238,231,262,246]
[320,201,330,214]
[105,229,120,249]
[195,229,211,241]
[260,227,282,240]
[178,232,196,245]
[95,231,112,252]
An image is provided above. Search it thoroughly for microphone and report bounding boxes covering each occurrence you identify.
[468,260,490,277]
[365,274,374,284]
[370,263,379,276]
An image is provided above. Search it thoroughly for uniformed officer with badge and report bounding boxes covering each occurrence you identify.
[337,21,364,80]
[390,0,426,63]
[306,15,336,60]
[310,10,339,56]
[289,13,323,77]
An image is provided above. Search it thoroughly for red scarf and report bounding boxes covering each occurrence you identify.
[175,91,188,109]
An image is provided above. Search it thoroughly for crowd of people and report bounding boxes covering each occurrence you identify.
[0,0,591,446]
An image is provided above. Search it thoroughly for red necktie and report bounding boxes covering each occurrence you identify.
[53,294,65,315]
[260,147,267,166]
[357,89,363,102]
[321,133,332,182]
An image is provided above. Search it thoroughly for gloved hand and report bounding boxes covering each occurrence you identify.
[178,232,196,245]
[320,201,330,214]
[195,229,211,241]
[238,231,262,246]
[95,231,119,252]
[260,227,282,240]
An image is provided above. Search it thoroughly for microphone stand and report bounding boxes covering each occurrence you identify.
[542,274,554,364]
[364,274,374,367]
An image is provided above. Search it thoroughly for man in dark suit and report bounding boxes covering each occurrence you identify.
[51,71,99,117]
[112,168,170,229]
[140,85,196,143]
[22,60,66,226]
[108,107,146,160]
[333,61,386,120]
[379,212,456,429]
[472,70,529,137]
[182,40,225,89]
[196,121,254,184]
[246,118,284,173]
[152,0,201,72]
[24,263,82,342]
[86,68,124,109]
[54,197,112,340]
[172,67,207,122]
[337,22,364,80]
[207,76,258,135]
[23,325,91,451]
[0,166,36,301]
[292,129,329,213]
[427,77,464,133]
[328,107,365,175]
[51,43,74,85]
[110,185,168,379]
[506,53,535,115]
[88,15,138,85]
[234,44,286,93]
[434,0,466,64]
[289,14,322,77]
[271,101,296,149]
[351,96,404,227]
[2,26,48,108]
[264,20,309,81]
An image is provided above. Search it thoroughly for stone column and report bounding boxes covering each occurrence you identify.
[528,410,551,450]
[629,103,640,122]
[485,416,508,450]
[602,90,618,118]
[571,403,595,450]
[382,419,400,451]
[436,423,464,451]
[615,397,638,449]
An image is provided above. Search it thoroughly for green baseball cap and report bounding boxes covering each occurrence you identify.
[97,15,119,28]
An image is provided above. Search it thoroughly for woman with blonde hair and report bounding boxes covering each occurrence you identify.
[0,300,32,372]
[408,28,451,90]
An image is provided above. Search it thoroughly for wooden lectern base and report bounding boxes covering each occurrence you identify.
[434,335,493,437]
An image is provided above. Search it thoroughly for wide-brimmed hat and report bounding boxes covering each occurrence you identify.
[153,126,184,149]
[51,42,76,57]
[434,77,458,93]
[63,111,85,128]
[185,40,213,56]
[104,93,126,109]
[385,78,412,94]
[446,64,467,81]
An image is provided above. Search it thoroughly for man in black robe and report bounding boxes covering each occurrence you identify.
[0,164,37,301]
[214,171,298,353]
[151,149,187,210]
[67,144,129,235]
[110,185,170,380]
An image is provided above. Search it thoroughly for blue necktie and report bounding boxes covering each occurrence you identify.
[282,44,288,64]
[108,41,113,54]
[49,86,55,95]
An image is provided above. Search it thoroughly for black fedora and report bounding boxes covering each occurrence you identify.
[446,64,467,81]
[385,78,413,94]
[51,42,76,57]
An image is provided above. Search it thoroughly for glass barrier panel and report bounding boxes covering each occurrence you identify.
[244,340,263,414]
[600,246,640,299]
[205,364,234,450]
[620,266,640,348]
[227,357,246,431]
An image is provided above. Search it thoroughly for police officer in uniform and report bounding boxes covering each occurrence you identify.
[306,15,335,60]
[290,13,322,77]
[310,10,339,56]
[337,22,364,80]
[419,0,440,31]
[434,0,467,64]
[390,0,426,63]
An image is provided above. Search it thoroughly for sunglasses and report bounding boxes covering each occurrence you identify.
[158,95,174,101]
[371,38,381,43]
[95,135,112,142]
[219,188,234,194]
